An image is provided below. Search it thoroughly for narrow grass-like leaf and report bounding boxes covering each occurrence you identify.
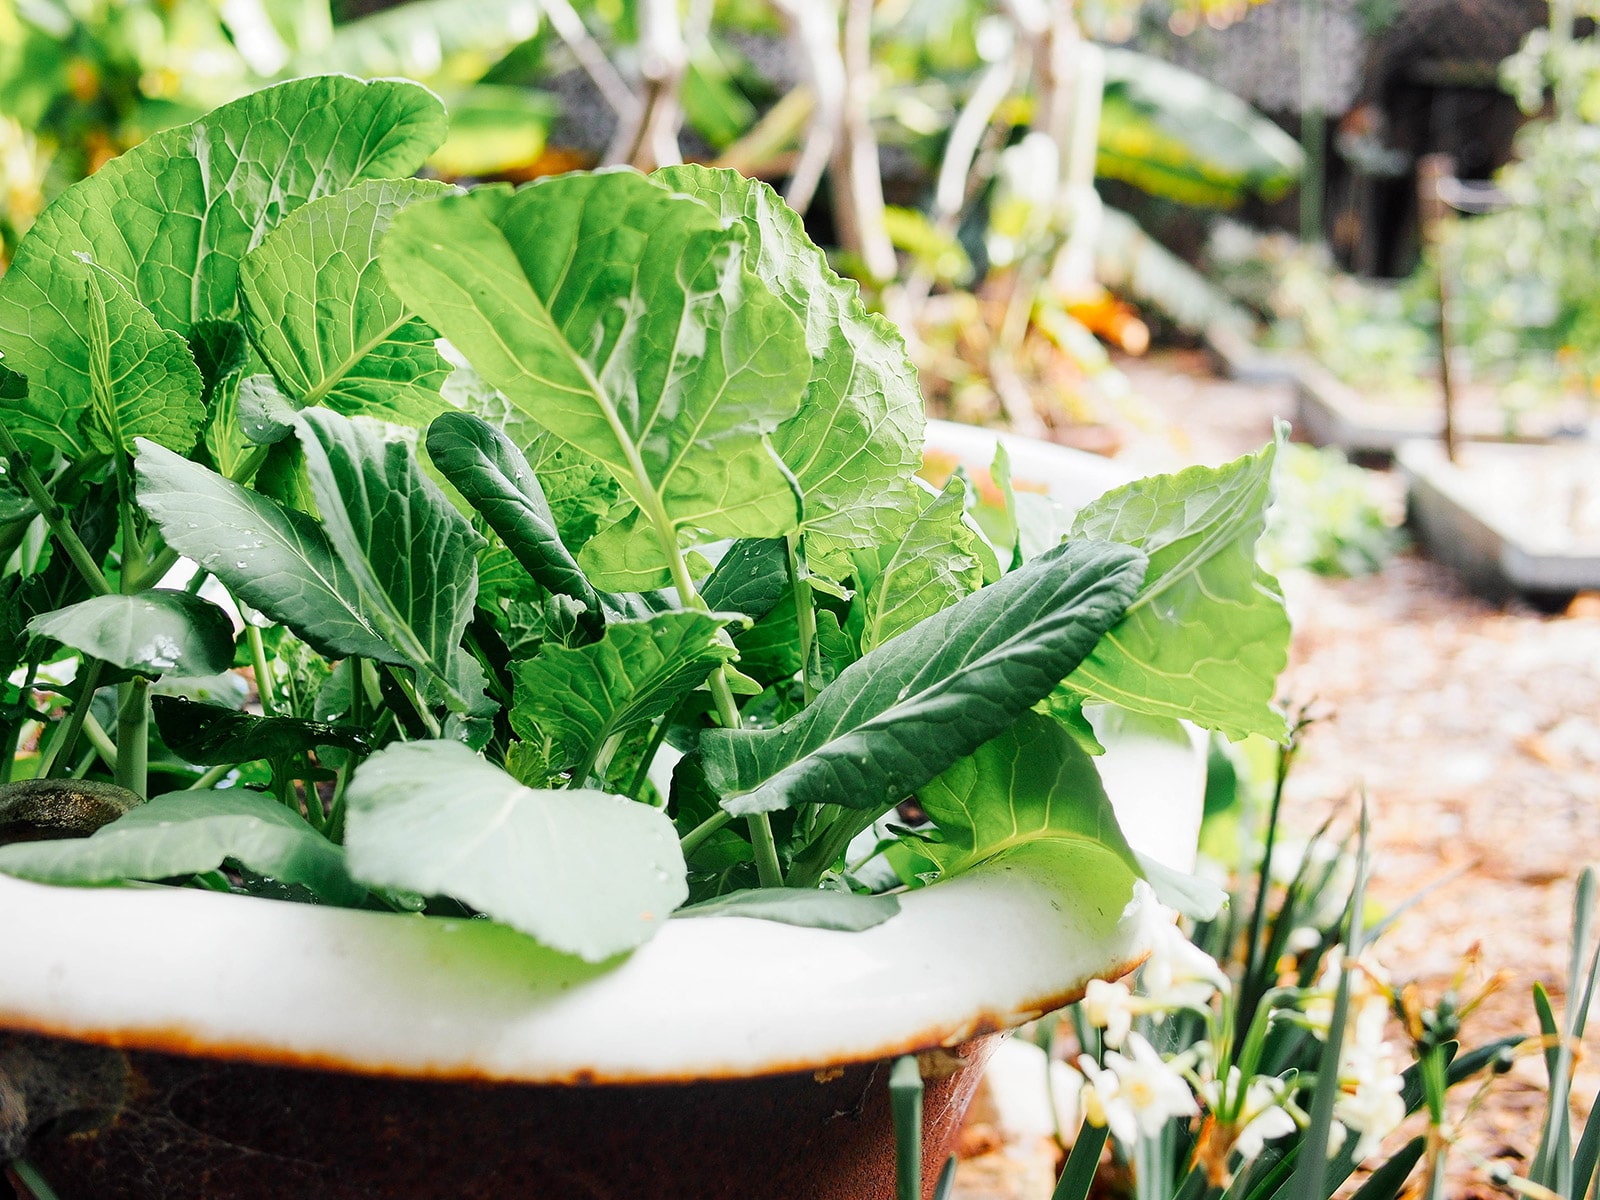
[1065,438,1289,742]
[1347,1136,1425,1200]
[1572,1079,1600,1200]
[239,178,456,424]
[0,790,364,905]
[1054,1122,1110,1200]
[675,887,899,930]
[27,591,235,677]
[344,740,687,960]
[703,539,1145,817]
[891,1054,924,1200]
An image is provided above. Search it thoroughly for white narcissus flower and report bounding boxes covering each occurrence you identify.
[1334,1045,1407,1162]
[1304,946,1391,1044]
[1082,978,1136,1047]
[1080,1032,1199,1145]
[1140,915,1231,1012]
[1196,1067,1296,1166]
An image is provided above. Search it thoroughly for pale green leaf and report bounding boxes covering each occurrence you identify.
[134,439,393,662]
[511,611,736,775]
[0,789,365,905]
[703,539,1146,816]
[193,319,257,478]
[344,740,687,960]
[380,172,811,566]
[916,711,1142,881]
[26,590,235,677]
[652,166,926,575]
[239,178,456,425]
[0,77,446,453]
[294,408,488,714]
[1065,438,1290,742]
[857,477,982,652]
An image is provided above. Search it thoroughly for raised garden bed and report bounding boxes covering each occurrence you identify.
[1399,439,1600,601]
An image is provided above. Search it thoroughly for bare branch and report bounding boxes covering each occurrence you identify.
[540,0,638,120]
[829,0,896,281]
[771,0,845,215]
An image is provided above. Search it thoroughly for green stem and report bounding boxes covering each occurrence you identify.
[246,624,277,717]
[327,761,353,844]
[184,567,210,595]
[10,1157,63,1200]
[114,676,149,798]
[787,806,876,889]
[81,712,119,772]
[112,452,138,595]
[0,660,39,785]
[70,747,97,778]
[187,762,234,790]
[787,531,821,704]
[574,729,625,789]
[230,445,269,485]
[0,425,111,596]
[42,658,102,780]
[628,713,675,802]
[680,808,732,856]
[384,665,440,738]
[126,545,181,593]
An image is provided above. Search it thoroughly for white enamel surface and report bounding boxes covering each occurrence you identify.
[0,715,1196,1083]
[0,424,1207,1082]
[924,418,1136,511]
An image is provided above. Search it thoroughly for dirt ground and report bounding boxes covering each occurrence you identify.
[956,350,1600,1198]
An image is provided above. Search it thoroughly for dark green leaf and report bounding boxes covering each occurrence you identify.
[344,740,687,960]
[676,886,900,931]
[0,789,365,905]
[152,695,368,765]
[26,590,235,677]
[700,538,790,622]
[703,539,1146,816]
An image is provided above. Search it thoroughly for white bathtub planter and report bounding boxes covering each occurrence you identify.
[0,78,1290,1200]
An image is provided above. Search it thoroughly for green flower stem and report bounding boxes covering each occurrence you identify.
[680,808,732,856]
[787,531,821,704]
[0,425,111,597]
[114,676,150,798]
[246,624,277,717]
[10,1156,62,1200]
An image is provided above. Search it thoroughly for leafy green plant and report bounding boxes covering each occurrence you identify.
[0,79,1289,977]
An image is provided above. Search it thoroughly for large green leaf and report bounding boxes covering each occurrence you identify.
[0,789,365,905]
[343,740,687,961]
[238,178,456,425]
[0,77,446,455]
[856,477,982,652]
[653,166,925,574]
[1064,439,1289,742]
[26,590,235,677]
[135,440,393,662]
[510,611,736,775]
[703,539,1146,816]
[380,172,812,581]
[425,412,602,629]
[152,695,369,765]
[294,408,488,714]
[916,711,1142,880]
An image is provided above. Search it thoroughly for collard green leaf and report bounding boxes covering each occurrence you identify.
[0,789,365,905]
[294,408,488,714]
[380,172,812,574]
[26,590,235,677]
[652,166,925,575]
[703,539,1146,816]
[135,440,393,662]
[152,695,368,765]
[511,611,736,775]
[916,710,1142,880]
[80,265,206,457]
[0,77,446,454]
[856,477,982,652]
[676,887,900,931]
[700,538,789,622]
[426,412,602,627]
[1064,438,1290,742]
[193,319,257,478]
[344,740,687,961]
[239,178,456,425]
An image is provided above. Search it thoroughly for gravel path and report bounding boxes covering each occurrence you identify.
[956,350,1600,1197]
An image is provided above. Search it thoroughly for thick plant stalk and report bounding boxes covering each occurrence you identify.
[829,0,896,282]
[771,0,845,215]
[607,0,687,170]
